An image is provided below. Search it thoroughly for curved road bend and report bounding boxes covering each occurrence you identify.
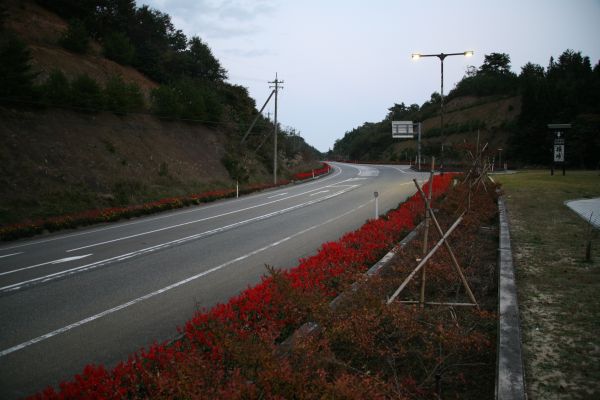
[0,162,427,398]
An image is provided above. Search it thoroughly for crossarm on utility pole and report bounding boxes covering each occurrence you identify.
[240,89,275,143]
[387,215,463,305]
[413,179,478,307]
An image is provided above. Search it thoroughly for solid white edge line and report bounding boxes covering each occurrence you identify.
[66,173,346,253]
[0,198,370,358]
[0,165,344,252]
[0,186,360,294]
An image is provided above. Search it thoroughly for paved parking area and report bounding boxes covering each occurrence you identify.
[565,197,600,228]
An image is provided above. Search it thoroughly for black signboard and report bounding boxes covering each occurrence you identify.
[548,124,571,176]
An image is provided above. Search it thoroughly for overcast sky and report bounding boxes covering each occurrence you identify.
[141,0,600,152]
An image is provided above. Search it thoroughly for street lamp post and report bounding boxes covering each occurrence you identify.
[412,51,474,172]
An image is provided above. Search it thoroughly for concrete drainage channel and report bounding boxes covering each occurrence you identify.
[496,197,526,400]
[283,198,527,399]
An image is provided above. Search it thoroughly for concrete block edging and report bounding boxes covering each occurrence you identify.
[496,196,526,400]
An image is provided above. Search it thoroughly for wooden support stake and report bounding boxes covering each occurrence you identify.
[387,215,463,305]
[420,157,435,307]
[413,179,479,308]
[400,301,478,307]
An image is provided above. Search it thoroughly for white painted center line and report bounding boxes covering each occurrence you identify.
[66,183,347,253]
[0,165,344,252]
[1,186,359,294]
[310,190,329,196]
[0,254,93,277]
[0,252,23,259]
[267,192,288,199]
[0,199,371,358]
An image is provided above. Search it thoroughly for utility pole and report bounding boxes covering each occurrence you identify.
[269,73,284,184]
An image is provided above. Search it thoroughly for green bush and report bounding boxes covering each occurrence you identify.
[59,19,89,54]
[151,85,183,119]
[70,74,103,110]
[103,75,144,114]
[102,32,135,65]
[40,69,70,105]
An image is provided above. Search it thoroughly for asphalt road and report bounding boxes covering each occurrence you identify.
[0,162,427,398]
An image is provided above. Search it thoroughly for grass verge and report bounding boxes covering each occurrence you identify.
[496,170,600,399]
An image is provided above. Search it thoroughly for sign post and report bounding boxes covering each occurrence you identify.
[548,124,571,176]
[391,121,422,170]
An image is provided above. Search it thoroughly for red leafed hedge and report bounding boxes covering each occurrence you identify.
[1,163,333,242]
[292,163,331,181]
[33,174,456,399]
[0,183,280,241]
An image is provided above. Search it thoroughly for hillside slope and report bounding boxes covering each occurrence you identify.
[394,95,521,161]
[0,0,320,226]
[332,50,599,167]
[4,0,157,94]
[332,94,520,164]
[0,106,233,224]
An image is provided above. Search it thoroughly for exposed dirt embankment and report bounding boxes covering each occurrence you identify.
[393,95,522,156]
[0,106,232,224]
[5,0,158,95]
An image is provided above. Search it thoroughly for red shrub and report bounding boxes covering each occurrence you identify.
[32,173,458,399]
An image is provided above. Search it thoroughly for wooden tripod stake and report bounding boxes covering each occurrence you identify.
[386,179,479,308]
[419,157,435,307]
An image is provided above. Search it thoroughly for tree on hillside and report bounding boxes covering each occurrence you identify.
[0,34,36,101]
[479,53,512,75]
[92,0,136,38]
[185,37,228,82]
[386,103,419,121]
[448,52,518,99]
[127,6,183,82]
[102,31,135,65]
[511,50,600,167]
[59,19,90,54]
[546,49,595,119]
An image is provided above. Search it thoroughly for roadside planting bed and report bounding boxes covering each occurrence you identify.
[32,173,500,399]
[1,164,331,241]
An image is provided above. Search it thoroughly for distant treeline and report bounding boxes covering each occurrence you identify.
[35,0,227,84]
[0,0,251,124]
[331,51,600,168]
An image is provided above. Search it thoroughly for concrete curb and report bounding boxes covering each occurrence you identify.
[496,196,526,400]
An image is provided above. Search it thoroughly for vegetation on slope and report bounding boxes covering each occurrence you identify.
[0,0,322,226]
[330,51,600,168]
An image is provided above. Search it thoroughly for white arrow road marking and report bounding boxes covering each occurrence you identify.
[0,254,93,277]
[1,186,360,294]
[0,252,23,259]
[310,190,330,196]
[0,199,371,358]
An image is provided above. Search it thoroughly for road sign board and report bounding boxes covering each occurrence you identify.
[554,144,564,162]
[392,121,414,138]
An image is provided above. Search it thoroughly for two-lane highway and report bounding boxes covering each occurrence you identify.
[0,162,427,398]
